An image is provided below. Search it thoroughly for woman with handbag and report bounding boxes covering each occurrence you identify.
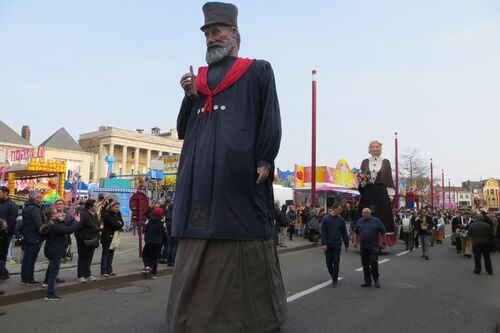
[75,199,100,283]
[101,202,124,277]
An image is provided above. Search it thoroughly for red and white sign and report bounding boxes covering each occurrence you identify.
[8,147,45,162]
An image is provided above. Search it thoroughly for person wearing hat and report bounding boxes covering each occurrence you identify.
[459,210,474,258]
[166,2,286,332]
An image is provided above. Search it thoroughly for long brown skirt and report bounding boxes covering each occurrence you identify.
[165,239,287,333]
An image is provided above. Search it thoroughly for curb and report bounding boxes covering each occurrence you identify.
[0,243,318,306]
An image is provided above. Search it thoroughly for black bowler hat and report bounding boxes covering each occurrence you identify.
[200,2,238,31]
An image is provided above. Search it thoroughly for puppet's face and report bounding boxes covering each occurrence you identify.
[369,143,382,157]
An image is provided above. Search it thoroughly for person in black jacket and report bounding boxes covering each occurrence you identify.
[100,202,124,277]
[39,206,80,300]
[321,203,349,288]
[414,210,435,260]
[143,207,165,278]
[20,191,45,285]
[165,201,177,267]
[0,186,18,280]
[75,199,100,283]
[0,218,8,295]
[468,214,494,275]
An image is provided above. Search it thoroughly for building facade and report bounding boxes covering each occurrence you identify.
[79,126,183,183]
[483,178,500,211]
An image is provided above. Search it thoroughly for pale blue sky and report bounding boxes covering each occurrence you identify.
[1,0,499,185]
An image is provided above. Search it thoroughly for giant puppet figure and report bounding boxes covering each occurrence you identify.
[357,140,397,247]
[165,2,287,332]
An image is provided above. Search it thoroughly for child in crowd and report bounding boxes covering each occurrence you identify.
[142,207,165,279]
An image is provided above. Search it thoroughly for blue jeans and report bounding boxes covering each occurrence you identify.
[7,235,15,260]
[101,244,115,275]
[325,244,342,282]
[43,258,61,296]
[21,242,42,283]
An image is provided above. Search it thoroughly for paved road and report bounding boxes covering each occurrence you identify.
[2,237,500,333]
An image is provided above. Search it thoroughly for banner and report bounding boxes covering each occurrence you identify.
[276,169,294,188]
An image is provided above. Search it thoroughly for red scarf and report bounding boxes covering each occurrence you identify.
[195,58,254,115]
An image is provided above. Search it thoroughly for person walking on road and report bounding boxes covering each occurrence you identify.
[415,209,434,260]
[354,208,387,288]
[321,203,349,288]
[468,214,494,275]
[459,210,474,258]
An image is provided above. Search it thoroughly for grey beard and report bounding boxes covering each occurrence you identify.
[205,37,236,65]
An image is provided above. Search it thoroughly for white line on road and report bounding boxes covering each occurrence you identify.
[286,277,344,303]
[396,250,410,257]
[115,248,137,254]
[355,259,390,271]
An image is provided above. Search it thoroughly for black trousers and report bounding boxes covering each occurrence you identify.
[324,244,342,282]
[360,247,379,284]
[143,243,162,274]
[473,243,492,274]
[77,240,95,278]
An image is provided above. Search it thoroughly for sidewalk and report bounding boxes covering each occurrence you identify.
[0,233,317,305]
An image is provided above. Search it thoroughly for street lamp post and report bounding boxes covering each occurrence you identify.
[430,158,434,209]
[442,169,445,209]
[311,70,317,206]
[395,132,399,208]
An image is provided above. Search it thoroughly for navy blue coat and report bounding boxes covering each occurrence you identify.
[173,57,282,241]
[0,197,18,236]
[21,201,45,244]
[44,219,80,260]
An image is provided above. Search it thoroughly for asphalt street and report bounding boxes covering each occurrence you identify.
[2,236,500,333]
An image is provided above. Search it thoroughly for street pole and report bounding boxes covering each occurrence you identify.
[442,169,445,209]
[311,70,317,207]
[430,158,434,209]
[395,132,399,209]
[448,178,451,206]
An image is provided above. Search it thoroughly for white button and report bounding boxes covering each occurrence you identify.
[213,105,219,110]
[197,109,201,114]
[221,105,226,110]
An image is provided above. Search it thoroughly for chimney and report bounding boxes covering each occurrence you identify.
[21,125,30,143]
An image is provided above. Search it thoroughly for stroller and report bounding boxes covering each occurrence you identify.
[61,234,74,263]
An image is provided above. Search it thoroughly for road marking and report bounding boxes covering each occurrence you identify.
[115,248,137,254]
[355,259,390,271]
[286,277,344,303]
[396,250,410,256]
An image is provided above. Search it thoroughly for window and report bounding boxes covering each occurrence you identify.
[89,162,95,181]
[0,149,5,162]
[460,194,464,199]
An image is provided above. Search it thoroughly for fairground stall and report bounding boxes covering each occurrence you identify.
[4,159,66,204]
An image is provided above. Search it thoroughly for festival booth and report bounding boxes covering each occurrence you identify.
[293,159,360,208]
[4,159,66,204]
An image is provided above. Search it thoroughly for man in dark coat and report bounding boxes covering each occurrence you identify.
[355,208,387,288]
[165,2,286,332]
[321,203,349,288]
[468,215,494,275]
[0,186,18,280]
[20,191,45,285]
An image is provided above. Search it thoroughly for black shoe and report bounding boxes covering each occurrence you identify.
[56,278,65,283]
[473,271,480,275]
[487,271,493,275]
[26,280,41,286]
[374,281,381,288]
[0,311,6,316]
[425,256,429,260]
[44,294,61,301]
[158,260,167,264]
[0,290,5,295]
[361,283,371,288]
